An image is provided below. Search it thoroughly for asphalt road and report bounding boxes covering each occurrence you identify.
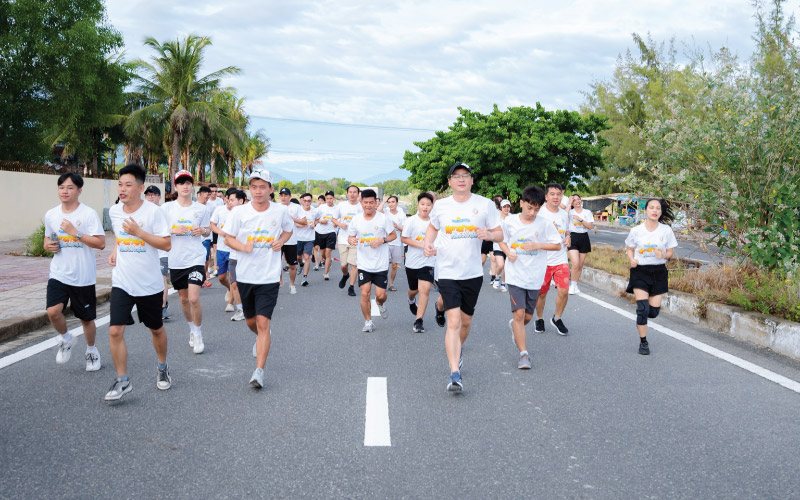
[2,260,800,499]
[591,226,722,264]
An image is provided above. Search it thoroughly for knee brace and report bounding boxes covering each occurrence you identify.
[648,306,660,319]
[636,300,650,325]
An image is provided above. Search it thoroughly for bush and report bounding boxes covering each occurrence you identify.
[25,222,54,257]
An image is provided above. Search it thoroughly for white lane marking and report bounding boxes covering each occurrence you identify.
[0,289,175,371]
[577,292,800,394]
[364,377,391,447]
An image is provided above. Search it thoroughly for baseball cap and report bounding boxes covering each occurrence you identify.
[144,185,161,195]
[174,169,194,183]
[500,199,511,207]
[325,190,335,197]
[448,162,472,176]
[279,187,291,195]
[247,169,273,184]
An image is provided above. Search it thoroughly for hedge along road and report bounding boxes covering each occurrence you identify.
[1,262,800,499]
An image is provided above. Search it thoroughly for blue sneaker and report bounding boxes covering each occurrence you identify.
[447,371,463,392]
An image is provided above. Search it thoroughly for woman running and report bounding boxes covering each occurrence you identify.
[567,194,594,295]
[491,199,512,292]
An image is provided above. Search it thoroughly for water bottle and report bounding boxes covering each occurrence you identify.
[51,232,60,253]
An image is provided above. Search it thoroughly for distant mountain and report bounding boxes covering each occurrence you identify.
[361,168,410,185]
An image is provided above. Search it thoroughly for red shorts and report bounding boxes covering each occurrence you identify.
[540,263,570,293]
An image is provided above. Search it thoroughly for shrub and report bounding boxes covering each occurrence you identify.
[24,222,54,258]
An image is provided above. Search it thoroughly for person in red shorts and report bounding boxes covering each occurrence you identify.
[534,183,572,335]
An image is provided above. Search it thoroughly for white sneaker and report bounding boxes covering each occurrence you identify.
[492,279,500,290]
[189,331,194,348]
[209,269,217,278]
[225,290,231,303]
[568,282,577,295]
[323,273,330,280]
[225,303,235,312]
[249,368,264,388]
[362,320,374,332]
[193,333,205,354]
[55,335,76,364]
[573,283,581,294]
[313,265,319,271]
[499,284,508,293]
[290,285,297,294]
[379,303,388,319]
[231,310,245,321]
[85,351,101,372]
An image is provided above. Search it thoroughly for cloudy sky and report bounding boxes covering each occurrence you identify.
[106,0,779,183]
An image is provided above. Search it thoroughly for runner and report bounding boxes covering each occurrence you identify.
[278,187,306,294]
[296,193,318,287]
[160,170,211,354]
[210,188,244,320]
[224,170,294,388]
[44,172,106,371]
[485,195,503,284]
[196,185,214,287]
[104,164,172,401]
[491,199,512,292]
[334,185,362,297]
[206,184,225,277]
[383,195,406,292]
[144,185,170,320]
[314,191,337,279]
[312,194,326,269]
[423,162,502,392]
[226,190,248,321]
[401,192,435,333]
[625,198,677,355]
[567,194,595,295]
[498,185,561,369]
[347,189,396,332]
[534,183,572,336]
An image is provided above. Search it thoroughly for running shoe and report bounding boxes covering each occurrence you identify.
[518,352,532,370]
[157,366,171,390]
[313,265,319,271]
[412,318,425,333]
[225,290,231,303]
[409,300,418,316]
[208,269,217,278]
[362,320,375,332]
[388,285,397,292]
[435,306,445,327]
[302,278,309,287]
[162,304,169,320]
[290,286,297,295]
[573,283,581,294]
[104,378,131,401]
[534,318,545,333]
[55,335,76,364]
[225,303,235,312]
[85,351,101,372]
[231,310,245,321]
[323,273,330,281]
[249,368,264,389]
[499,283,508,293]
[379,303,388,319]
[189,331,194,348]
[202,280,212,288]
[447,371,463,392]
[492,279,500,290]
[639,339,650,355]
[551,316,569,336]
[283,265,289,272]
[193,333,205,354]
[339,273,349,289]
[320,259,326,267]
[348,285,356,297]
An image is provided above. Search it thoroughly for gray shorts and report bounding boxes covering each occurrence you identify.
[508,284,539,314]
[229,259,238,283]
[159,257,169,277]
[388,245,403,264]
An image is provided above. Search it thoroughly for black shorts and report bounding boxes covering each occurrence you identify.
[315,232,337,250]
[46,279,97,321]
[626,264,669,296]
[237,282,280,319]
[358,269,388,289]
[437,277,482,316]
[110,287,163,330]
[405,266,434,291]
[282,244,298,266]
[169,265,206,290]
[508,284,539,314]
[569,232,592,253]
[481,240,493,255]
[229,259,238,283]
[493,250,506,258]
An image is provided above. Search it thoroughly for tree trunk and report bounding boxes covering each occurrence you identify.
[197,156,204,183]
[210,155,217,184]
[182,147,191,177]
[229,155,235,187]
[171,129,181,183]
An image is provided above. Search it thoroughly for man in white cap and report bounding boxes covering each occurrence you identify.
[224,169,294,389]
[278,187,306,294]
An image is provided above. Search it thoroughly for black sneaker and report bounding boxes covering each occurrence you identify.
[639,339,650,355]
[339,273,349,289]
[347,285,356,297]
[157,366,172,390]
[283,265,289,272]
[534,318,545,333]
[409,301,418,316]
[551,316,568,336]
[412,318,425,333]
[301,278,309,287]
[435,306,445,327]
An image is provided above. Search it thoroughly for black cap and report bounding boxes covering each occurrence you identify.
[325,190,335,197]
[144,185,161,195]
[279,187,291,195]
[448,162,472,176]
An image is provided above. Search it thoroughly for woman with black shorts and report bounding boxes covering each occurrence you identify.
[567,195,594,295]
[624,199,677,355]
[491,199,512,291]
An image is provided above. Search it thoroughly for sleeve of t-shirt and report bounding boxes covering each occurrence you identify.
[502,219,511,243]
[87,208,104,236]
[401,218,413,239]
[151,206,170,238]
[210,206,221,225]
[199,205,211,228]
[384,214,395,236]
[225,209,241,237]
[347,216,358,237]
[543,221,562,244]
[665,226,678,249]
[485,200,502,229]
[44,211,55,238]
[624,228,637,249]
[429,205,441,230]
[281,207,294,234]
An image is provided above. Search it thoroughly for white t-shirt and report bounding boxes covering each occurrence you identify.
[224,202,294,284]
[109,200,169,296]
[200,203,214,241]
[401,214,435,269]
[315,204,338,235]
[536,206,570,266]
[625,222,678,266]
[44,203,104,287]
[428,193,501,280]
[281,203,304,245]
[337,201,364,245]
[296,206,318,242]
[210,205,234,255]
[502,214,562,290]
[207,198,225,210]
[161,200,210,269]
[348,211,395,273]
[569,208,594,234]
[493,212,507,251]
[383,207,406,247]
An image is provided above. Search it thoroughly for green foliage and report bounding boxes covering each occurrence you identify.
[401,104,608,202]
[25,223,54,258]
[729,273,800,323]
[377,179,410,196]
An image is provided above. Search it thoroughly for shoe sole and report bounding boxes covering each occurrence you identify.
[550,318,568,336]
[193,346,204,354]
[104,385,132,401]
[86,364,102,372]
[250,380,263,389]
[339,276,348,289]
[518,363,531,369]
[447,382,463,392]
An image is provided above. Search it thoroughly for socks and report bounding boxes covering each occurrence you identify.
[118,375,130,381]
[58,332,72,343]
[86,345,98,353]
[640,336,647,343]
[187,321,194,332]
[157,362,167,370]
[520,350,528,356]
[236,304,243,311]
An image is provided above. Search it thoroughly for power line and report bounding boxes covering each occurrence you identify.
[249,115,438,133]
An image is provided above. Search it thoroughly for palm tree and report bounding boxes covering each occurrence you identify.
[240,130,270,185]
[125,34,241,182]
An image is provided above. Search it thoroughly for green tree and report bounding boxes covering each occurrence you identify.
[379,179,410,196]
[401,104,608,201]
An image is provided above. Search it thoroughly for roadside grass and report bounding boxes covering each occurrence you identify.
[585,245,800,323]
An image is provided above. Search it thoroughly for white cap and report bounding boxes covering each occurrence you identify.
[247,169,273,185]
[500,199,511,207]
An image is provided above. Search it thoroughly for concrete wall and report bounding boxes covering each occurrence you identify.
[0,171,164,241]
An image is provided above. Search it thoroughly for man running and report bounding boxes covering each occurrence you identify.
[196,185,214,287]
[347,189,396,332]
[401,192,435,333]
[314,190,338,279]
[534,183,572,335]
[383,195,406,292]
[211,188,245,320]
[424,163,502,392]
[145,185,170,320]
[206,184,224,277]
[44,172,106,371]
[334,185,362,297]
[105,164,172,401]
[296,193,318,287]
[278,187,306,294]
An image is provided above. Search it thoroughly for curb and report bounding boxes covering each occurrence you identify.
[0,288,112,343]
[581,267,800,360]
